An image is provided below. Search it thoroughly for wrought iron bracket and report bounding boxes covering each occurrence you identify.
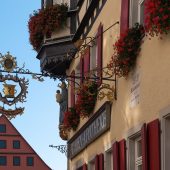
[49,144,67,155]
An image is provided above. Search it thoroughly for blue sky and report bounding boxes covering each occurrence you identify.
[0,1,67,170]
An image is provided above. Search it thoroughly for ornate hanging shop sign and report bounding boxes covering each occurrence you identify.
[0,52,32,119]
[67,102,111,159]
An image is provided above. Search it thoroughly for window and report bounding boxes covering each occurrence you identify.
[90,39,97,76]
[0,140,6,149]
[45,0,53,8]
[75,63,80,102]
[0,156,6,166]
[128,132,142,170]
[135,137,142,170]
[129,0,145,27]
[105,148,113,170]
[88,158,95,170]
[0,124,6,133]
[13,140,20,149]
[161,113,170,169]
[13,156,20,166]
[27,157,34,166]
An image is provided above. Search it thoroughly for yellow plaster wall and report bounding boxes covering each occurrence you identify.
[67,0,170,168]
[78,0,88,24]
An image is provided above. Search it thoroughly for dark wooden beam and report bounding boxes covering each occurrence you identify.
[73,0,107,42]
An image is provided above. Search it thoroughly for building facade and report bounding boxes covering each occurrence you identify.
[35,0,170,170]
[0,115,51,170]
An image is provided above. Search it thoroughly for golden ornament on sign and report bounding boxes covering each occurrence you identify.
[3,84,16,98]
[1,52,17,72]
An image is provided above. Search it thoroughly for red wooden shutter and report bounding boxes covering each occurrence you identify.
[112,141,119,170]
[83,47,90,78]
[71,70,75,107]
[97,24,103,86]
[83,163,87,170]
[95,154,99,170]
[80,56,84,85]
[119,139,126,170]
[99,153,104,170]
[147,119,160,170]
[141,123,148,170]
[120,0,129,34]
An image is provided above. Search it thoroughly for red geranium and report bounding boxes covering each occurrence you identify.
[76,81,98,118]
[63,107,80,131]
[28,4,68,51]
[108,23,144,77]
[145,0,170,37]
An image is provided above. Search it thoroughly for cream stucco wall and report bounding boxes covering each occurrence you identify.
[67,0,170,169]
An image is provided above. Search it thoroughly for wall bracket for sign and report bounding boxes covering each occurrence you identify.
[49,144,67,155]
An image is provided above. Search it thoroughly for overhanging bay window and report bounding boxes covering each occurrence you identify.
[37,0,77,76]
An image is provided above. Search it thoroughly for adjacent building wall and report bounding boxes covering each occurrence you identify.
[67,0,170,169]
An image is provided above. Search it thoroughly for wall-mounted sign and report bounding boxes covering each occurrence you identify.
[130,70,140,108]
[68,102,111,159]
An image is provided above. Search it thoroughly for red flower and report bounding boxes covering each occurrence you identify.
[108,24,144,77]
[28,4,68,51]
[75,81,98,118]
[145,0,170,37]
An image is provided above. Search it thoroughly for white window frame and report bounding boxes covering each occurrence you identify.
[88,156,95,170]
[90,39,97,71]
[129,0,145,27]
[90,38,98,79]
[75,62,80,102]
[105,147,113,170]
[138,0,145,25]
[134,137,142,170]
[160,106,170,170]
[126,124,143,170]
[74,159,83,170]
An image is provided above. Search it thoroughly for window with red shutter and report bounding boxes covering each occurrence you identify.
[70,70,75,107]
[83,163,87,170]
[121,0,145,32]
[147,119,160,170]
[120,0,129,34]
[95,154,99,170]
[128,130,142,170]
[80,56,84,85]
[112,140,127,170]
[113,141,119,170]
[97,24,103,86]
[119,139,126,170]
[161,112,170,169]
[141,123,148,170]
[99,153,104,170]
[83,46,90,78]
